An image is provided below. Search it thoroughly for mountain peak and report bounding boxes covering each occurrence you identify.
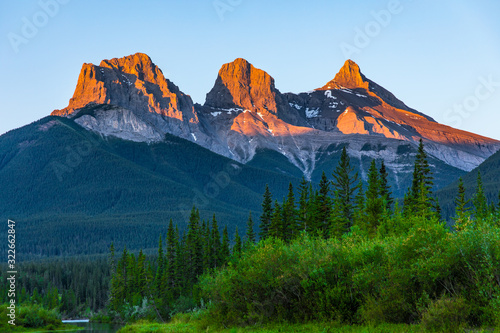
[204,58,278,112]
[99,53,158,83]
[52,53,196,120]
[319,59,369,90]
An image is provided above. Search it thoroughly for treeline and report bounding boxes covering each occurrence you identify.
[106,140,500,325]
[0,257,110,317]
[198,142,500,330]
[258,140,500,242]
[106,210,257,321]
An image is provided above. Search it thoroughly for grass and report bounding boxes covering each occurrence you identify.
[4,323,83,332]
[117,313,422,333]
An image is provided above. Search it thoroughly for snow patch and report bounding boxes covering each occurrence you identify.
[289,103,302,110]
[191,133,197,141]
[305,108,320,118]
[211,112,222,117]
[324,90,337,99]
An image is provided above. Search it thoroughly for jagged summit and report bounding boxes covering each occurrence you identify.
[49,53,500,178]
[204,58,279,112]
[319,59,369,90]
[99,53,158,83]
[52,52,196,121]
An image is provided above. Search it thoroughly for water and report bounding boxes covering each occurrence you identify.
[62,320,123,332]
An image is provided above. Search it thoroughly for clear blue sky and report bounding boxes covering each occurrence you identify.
[1,0,500,139]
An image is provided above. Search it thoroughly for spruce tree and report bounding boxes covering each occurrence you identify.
[297,177,310,232]
[353,182,366,229]
[245,212,256,246]
[233,227,242,255]
[155,235,165,298]
[174,229,185,297]
[220,226,230,265]
[202,219,212,272]
[473,171,488,220]
[454,177,470,223]
[379,161,393,210]
[269,200,282,239]
[330,190,349,237]
[405,139,435,217]
[165,219,176,292]
[282,182,298,242]
[365,160,383,234]
[312,171,332,236]
[211,215,221,269]
[185,207,203,287]
[332,147,360,229]
[259,184,273,240]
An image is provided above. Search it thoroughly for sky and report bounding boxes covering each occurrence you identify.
[1,0,500,139]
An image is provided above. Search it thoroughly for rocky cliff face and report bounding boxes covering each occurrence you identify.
[52,53,500,185]
[51,53,224,152]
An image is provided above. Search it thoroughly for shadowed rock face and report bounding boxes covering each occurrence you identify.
[53,53,196,121]
[52,53,500,183]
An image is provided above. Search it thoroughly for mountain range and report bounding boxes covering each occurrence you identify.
[2,52,499,257]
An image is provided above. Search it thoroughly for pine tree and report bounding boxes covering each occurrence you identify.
[297,177,310,232]
[110,246,128,311]
[185,207,203,288]
[364,160,383,234]
[259,184,273,240]
[312,171,332,236]
[165,219,176,292]
[220,226,230,265]
[211,215,222,269]
[269,200,283,239]
[174,228,185,296]
[330,190,349,238]
[233,227,242,256]
[135,249,147,300]
[353,182,366,228]
[155,235,165,299]
[245,212,256,246]
[473,170,488,220]
[379,161,393,210]
[332,147,360,230]
[406,139,434,216]
[202,219,212,272]
[454,177,470,224]
[282,182,298,242]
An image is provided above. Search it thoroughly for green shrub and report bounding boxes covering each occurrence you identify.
[420,297,469,332]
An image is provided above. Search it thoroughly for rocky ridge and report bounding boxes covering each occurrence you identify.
[51,53,500,184]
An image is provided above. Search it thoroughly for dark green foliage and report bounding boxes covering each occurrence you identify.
[404,139,436,218]
[200,215,500,328]
[259,184,273,240]
[0,256,111,317]
[379,161,393,210]
[332,147,360,230]
[364,160,383,234]
[0,116,300,259]
[436,145,500,220]
[221,226,231,263]
[311,172,332,236]
[268,201,283,239]
[454,177,470,226]
[473,171,489,220]
[105,210,235,322]
[297,177,311,232]
[282,183,298,242]
[245,212,256,246]
[233,227,242,255]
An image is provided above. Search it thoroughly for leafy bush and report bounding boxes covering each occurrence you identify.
[16,303,61,328]
[420,297,469,332]
[199,215,500,329]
